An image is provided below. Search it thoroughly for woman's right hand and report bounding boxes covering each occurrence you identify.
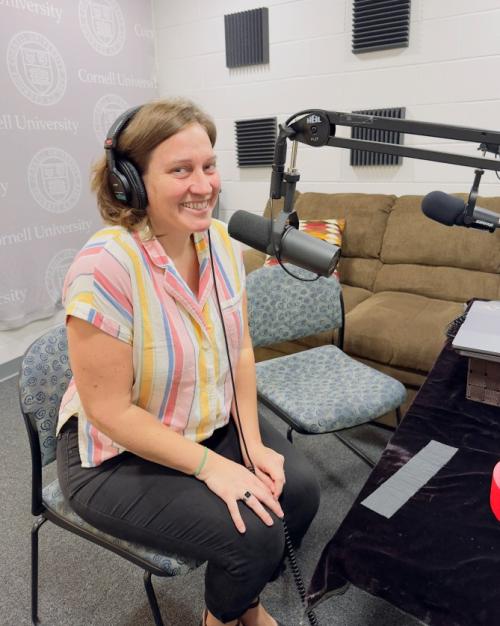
[196,451,284,533]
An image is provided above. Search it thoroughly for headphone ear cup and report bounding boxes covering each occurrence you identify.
[116,159,148,212]
[108,167,131,205]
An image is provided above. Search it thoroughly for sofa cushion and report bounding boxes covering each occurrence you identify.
[292,192,395,260]
[341,284,372,314]
[378,194,500,301]
[339,257,382,292]
[344,291,464,373]
[374,264,500,302]
[381,194,500,272]
[355,356,427,389]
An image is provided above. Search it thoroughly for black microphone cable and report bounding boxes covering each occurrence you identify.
[207,229,320,626]
[269,197,322,283]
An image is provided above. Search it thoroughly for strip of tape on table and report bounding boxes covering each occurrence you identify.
[360,440,458,519]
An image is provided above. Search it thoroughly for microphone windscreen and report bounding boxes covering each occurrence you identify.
[228,211,272,255]
[421,191,465,226]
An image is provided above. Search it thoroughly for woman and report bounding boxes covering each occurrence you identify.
[56,98,320,626]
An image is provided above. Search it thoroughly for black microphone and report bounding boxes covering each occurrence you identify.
[227,210,340,277]
[422,191,500,230]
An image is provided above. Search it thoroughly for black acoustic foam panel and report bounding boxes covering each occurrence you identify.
[350,107,406,166]
[353,0,411,54]
[225,7,269,68]
[235,117,276,167]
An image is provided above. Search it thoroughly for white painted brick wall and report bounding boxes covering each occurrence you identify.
[153,0,500,223]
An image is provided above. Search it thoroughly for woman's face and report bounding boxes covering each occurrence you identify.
[143,122,220,238]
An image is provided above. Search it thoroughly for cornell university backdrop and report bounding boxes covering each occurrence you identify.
[0,0,157,331]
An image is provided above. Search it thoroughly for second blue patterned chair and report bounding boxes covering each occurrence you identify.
[19,324,202,626]
[246,264,407,466]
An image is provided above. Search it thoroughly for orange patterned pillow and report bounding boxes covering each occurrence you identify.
[264,218,345,278]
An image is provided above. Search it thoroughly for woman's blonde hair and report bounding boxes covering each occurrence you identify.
[91,98,217,230]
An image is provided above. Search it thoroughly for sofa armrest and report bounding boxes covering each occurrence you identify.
[243,249,266,274]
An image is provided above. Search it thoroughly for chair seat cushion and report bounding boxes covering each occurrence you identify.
[256,345,406,433]
[43,480,201,576]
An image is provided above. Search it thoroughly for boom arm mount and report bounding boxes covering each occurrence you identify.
[270,109,500,224]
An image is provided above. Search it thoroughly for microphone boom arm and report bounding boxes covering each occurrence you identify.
[258,109,500,275]
[276,109,500,191]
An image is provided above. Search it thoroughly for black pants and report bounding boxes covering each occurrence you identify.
[57,417,320,623]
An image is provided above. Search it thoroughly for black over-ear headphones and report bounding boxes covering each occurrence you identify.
[104,105,148,212]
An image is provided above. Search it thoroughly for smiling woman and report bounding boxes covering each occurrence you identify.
[54,98,319,626]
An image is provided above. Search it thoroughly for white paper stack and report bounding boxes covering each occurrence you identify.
[452,300,500,362]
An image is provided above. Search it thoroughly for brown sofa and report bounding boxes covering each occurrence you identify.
[243,191,500,414]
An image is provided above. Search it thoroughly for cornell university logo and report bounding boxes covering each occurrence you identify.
[79,0,126,56]
[7,31,66,106]
[93,94,129,144]
[28,148,82,214]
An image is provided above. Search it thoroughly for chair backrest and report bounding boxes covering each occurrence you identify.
[246,264,344,347]
[19,324,72,469]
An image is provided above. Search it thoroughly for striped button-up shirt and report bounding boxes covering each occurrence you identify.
[57,220,245,468]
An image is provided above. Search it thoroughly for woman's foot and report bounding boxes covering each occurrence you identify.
[239,599,281,626]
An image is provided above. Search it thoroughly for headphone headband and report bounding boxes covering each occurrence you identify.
[104,105,142,153]
[104,105,147,212]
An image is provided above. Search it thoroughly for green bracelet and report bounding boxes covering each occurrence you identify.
[194,446,208,477]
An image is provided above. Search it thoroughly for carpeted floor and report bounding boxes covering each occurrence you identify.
[0,374,423,626]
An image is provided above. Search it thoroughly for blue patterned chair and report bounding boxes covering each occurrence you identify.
[18,324,202,625]
[246,264,407,466]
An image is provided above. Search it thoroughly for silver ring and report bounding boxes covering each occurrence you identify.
[243,491,252,501]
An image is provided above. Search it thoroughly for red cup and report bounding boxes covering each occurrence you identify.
[491,462,500,521]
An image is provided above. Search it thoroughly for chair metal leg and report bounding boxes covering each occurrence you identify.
[143,570,165,626]
[31,516,47,625]
[334,433,376,468]
[287,426,294,443]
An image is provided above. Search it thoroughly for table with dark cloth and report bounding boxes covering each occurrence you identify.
[307,341,500,626]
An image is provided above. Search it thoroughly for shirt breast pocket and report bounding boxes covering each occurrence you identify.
[219,292,244,352]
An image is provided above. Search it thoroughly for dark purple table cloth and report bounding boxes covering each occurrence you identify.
[307,342,500,626]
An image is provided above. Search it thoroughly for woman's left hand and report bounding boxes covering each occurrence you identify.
[245,444,285,501]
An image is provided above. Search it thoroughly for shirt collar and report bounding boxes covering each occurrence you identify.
[134,224,213,306]
[135,223,211,267]
[135,222,169,269]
